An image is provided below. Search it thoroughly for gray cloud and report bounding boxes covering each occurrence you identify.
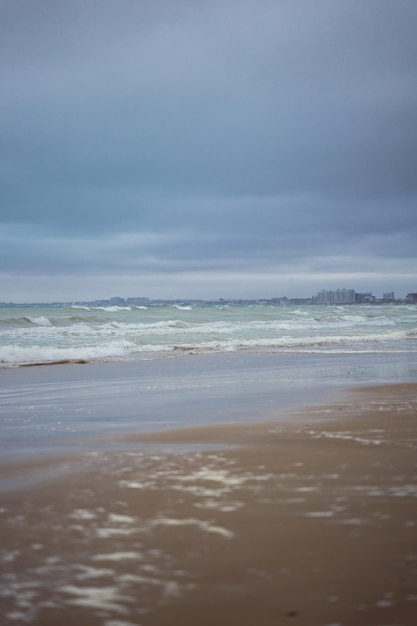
[1,0,417,300]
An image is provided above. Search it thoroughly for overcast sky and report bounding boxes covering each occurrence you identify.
[1,0,416,302]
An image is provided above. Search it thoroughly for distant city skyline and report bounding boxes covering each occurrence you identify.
[0,282,413,305]
[3,287,416,307]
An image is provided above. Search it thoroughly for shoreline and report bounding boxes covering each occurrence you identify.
[1,382,416,625]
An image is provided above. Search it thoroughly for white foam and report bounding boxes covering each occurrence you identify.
[0,341,135,365]
[108,513,136,524]
[95,528,139,538]
[312,431,383,446]
[25,315,52,326]
[119,480,156,490]
[352,484,417,498]
[172,467,256,487]
[1,550,20,563]
[93,552,143,562]
[151,517,234,539]
[70,509,97,520]
[74,565,114,580]
[194,499,243,512]
[6,611,30,622]
[59,584,132,614]
[95,306,132,312]
[171,484,229,498]
[114,574,182,600]
[305,511,334,518]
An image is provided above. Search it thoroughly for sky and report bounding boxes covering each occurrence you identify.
[1,0,417,302]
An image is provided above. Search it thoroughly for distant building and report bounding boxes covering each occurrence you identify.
[316,289,355,304]
[405,293,417,304]
[355,292,375,303]
[382,292,395,301]
[126,297,150,305]
[289,298,312,305]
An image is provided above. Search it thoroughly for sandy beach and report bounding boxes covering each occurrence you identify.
[1,382,417,625]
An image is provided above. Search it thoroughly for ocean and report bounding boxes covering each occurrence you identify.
[1,303,416,366]
[1,303,416,461]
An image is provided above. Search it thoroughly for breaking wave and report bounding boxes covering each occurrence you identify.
[1,304,416,367]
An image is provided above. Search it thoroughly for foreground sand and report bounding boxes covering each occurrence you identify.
[1,383,416,625]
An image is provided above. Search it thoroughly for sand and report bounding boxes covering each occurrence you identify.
[0,383,416,625]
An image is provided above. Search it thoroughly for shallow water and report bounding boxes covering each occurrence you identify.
[1,351,416,461]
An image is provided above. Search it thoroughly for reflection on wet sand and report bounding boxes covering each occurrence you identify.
[1,383,417,625]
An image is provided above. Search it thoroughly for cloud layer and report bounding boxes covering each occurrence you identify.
[1,0,417,300]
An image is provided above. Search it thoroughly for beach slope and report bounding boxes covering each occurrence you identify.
[1,383,416,625]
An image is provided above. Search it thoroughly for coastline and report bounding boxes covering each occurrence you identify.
[1,382,416,625]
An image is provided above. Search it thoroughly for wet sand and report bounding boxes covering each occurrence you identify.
[1,383,416,625]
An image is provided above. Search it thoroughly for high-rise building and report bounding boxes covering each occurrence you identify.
[316,289,355,304]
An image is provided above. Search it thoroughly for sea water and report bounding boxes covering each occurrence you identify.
[0,304,416,460]
[1,303,416,366]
